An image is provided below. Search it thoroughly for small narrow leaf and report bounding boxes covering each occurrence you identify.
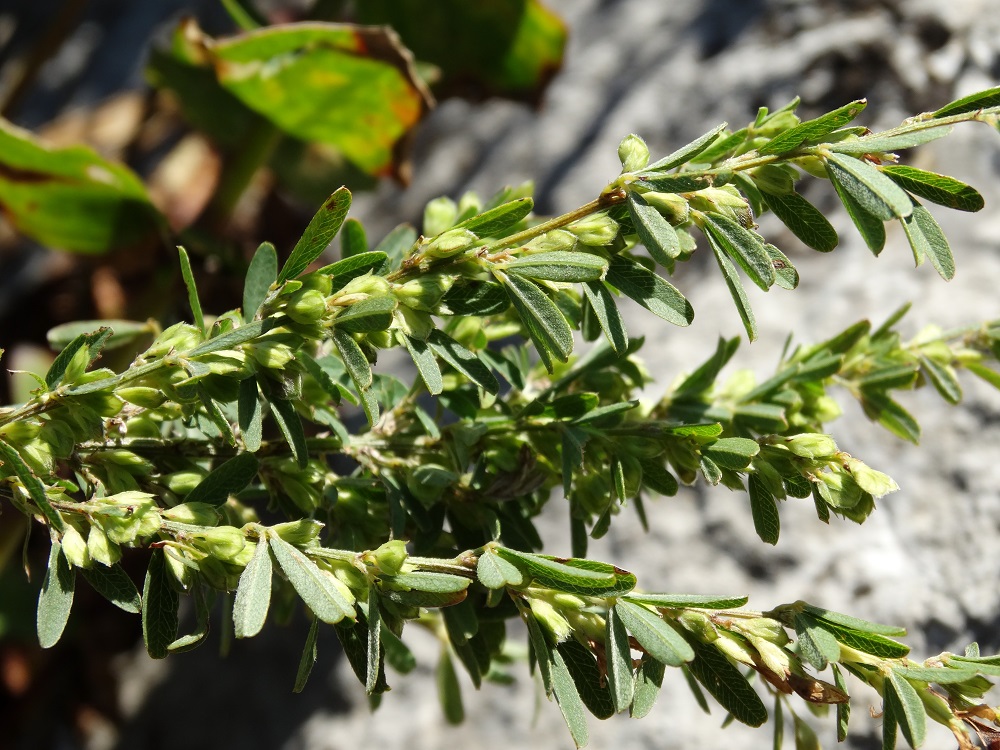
[269,533,354,624]
[901,203,955,280]
[496,270,574,370]
[881,165,984,212]
[605,605,635,712]
[636,172,715,193]
[919,355,961,404]
[142,549,179,659]
[828,126,952,155]
[372,224,417,268]
[709,238,757,341]
[630,658,665,719]
[45,327,113,389]
[437,648,464,724]
[317,250,388,290]
[279,187,352,282]
[333,295,397,334]
[167,582,211,653]
[623,593,748,609]
[748,473,780,545]
[332,327,373,390]
[933,85,1000,117]
[243,242,277,320]
[505,251,608,283]
[883,692,899,750]
[794,614,840,669]
[476,550,524,589]
[702,213,774,291]
[825,152,913,220]
[427,330,500,394]
[293,616,320,693]
[37,541,75,648]
[298,352,346,406]
[237,377,263,452]
[687,638,768,727]
[627,192,680,265]
[833,663,851,741]
[761,190,839,252]
[764,243,799,290]
[615,600,694,666]
[189,318,275,357]
[646,123,728,171]
[830,169,886,255]
[551,645,590,748]
[177,246,205,332]
[605,254,693,327]
[582,281,628,353]
[887,670,927,748]
[233,535,272,639]
[0,439,64,531]
[341,217,368,257]
[185,452,260,506]
[403,335,443,395]
[704,437,760,469]
[80,564,141,614]
[801,604,907,637]
[759,99,867,155]
[457,197,533,236]
[860,390,920,444]
[366,585,382,695]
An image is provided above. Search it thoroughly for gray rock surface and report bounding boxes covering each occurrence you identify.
[109,2,1000,749]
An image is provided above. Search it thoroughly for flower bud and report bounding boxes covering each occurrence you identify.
[336,273,392,300]
[116,386,167,409]
[748,634,792,676]
[677,610,718,642]
[146,322,203,358]
[738,617,789,644]
[523,229,578,254]
[529,598,572,643]
[249,340,296,369]
[818,469,863,509]
[164,546,193,590]
[271,518,324,547]
[191,526,247,561]
[284,289,327,324]
[783,433,839,459]
[423,196,458,237]
[394,305,434,340]
[422,228,479,259]
[618,133,650,173]
[61,525,91,568]
[842,457,898,498]
[714,631,756,666]
[162,502,220,526]
[568,212,619,246]
[40,419,75,459]
[126,416,162,438]
[457,191,482,219]
[640,191,691,224]
[749,164,797,195]
[394,275,454,312]
[690,186,754,228]
[371,539,408,575]
[164,470,207,497]
[87,524,121,566]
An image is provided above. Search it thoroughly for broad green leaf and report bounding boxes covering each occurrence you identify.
[177,246,205,332]
[496,270,574,370]
[892,665,977,684]
[637,458,678,497]
[933,85,1000,117]
[46,319,152,353]
[709,238,757,341]
[279,187,353,281]
[829,168,886,255]
[333,295,397,333]
[828,126,952,155]
[825,152,913,220]
[476,550,525,589]
[505,251,608,282]
[704,437,760,470]
[403,335,443,395]
[833,663,851,741]
[357,0,566,102]
[341,218,368,257]
[0,439,64,532]
[794,614,840,669]
[801,603,907,636]
[332,327,373,390]
[0,118,159,254]
[605,254,693,327]
[142,550,179,659]
[45,327,113,390]
[233,535,272,639]
[627,192,680,264]
[887,670,927,748]
[189,318,276,357]
[582,280,628,353]
[427,331,500,395]
[919,355,961,404]
[80,564,141,614]
[646,123,729,171]
[827,624,910,659]
[494,548,635,596]
[437,648,464,724]
[764,243,799,290]
[387,571,471,594]
[703,213,774,290]
[759,99,867,155]
[605,605,634,712]
[293,616,320,693]
[634,172,715,193]
[558,639,615,720]
[185,452,260,506]
[630,658,665,719]
[748,473,780,545]
[237,377,263,452]
[443,280,510,316]
[244,242,278,320]
[167,582,211,653]
[881,165,984,212]
[458,197,533,236]
[366,586,382,694]
[761,190,839,252]
[687,638,768,727]
[37,541,75,649]
[551,644,589,748]
[615,601,694,667]
[317,250,388,289]
[269,533,354,624]
[901,203,955,280]
[622,593,748,609]
[860,390,920,444]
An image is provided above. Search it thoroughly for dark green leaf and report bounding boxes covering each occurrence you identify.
[828,126,952,155]
[37,541,75,649]
[80,564,141,614]
[628,192,680,264]
[630,658,665,719]
[458,197,533,236]
[551,644,589,747]
[801,604,906,636]
[709,237,757,341]
[505,251,608,283]
[0,439,64,532]
[635,172,715,192]
[703,213,775,290]
[269,533,354,624]
[860,390,920,444]
[793,714,821,750]
[341,218,368,257]
[886,670,926,748]
[293,616,320,693]
[185,452,260,506]
[244,242,278,320]
[45,327,113,390]
[582,281,628,354]
[901,203,955,280]
[833,663,851,741]
[177,246,205,332]
[919,355,961,404]
[829,168,886,255]
[387,571,471,594]
[761,190,839,252]
[167,582,212,653]
[279,187,352,282]
[638,459,679,497]
[605,605,634,712]
[189,318,276,357]
[704,437,760,470]
[403,335,443,395]
[605,254,693,327]
[825,153,913,220]
[758,99,867,155]
[381,626,416,674]
[774,693,785,750]
[622,593,749,609]
[442,280,510,316]
[333,295,397,333]
[883,690,899,750]
[332,327,373,390]
[335,611,387,694]
[558,639,615,720]
[881,165,983,212]
[317,251,388,290]
[496,270,574,369]
[615,601,694,666]
[933,85,1000,117]
[794,614,840,669]
[687,638,768,727]
[827,625,910,659]
[298,352,347,407]
[436,648,464,724]
[142,550,179,659]
[427,330,500,395]
[233,535,272,639]
[646,123,728,170]
[748,473,780,545]
[237,377,263,452]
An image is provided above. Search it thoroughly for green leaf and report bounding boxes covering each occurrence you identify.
[0,438,64,532]
[828,126,952,155]
[476,550,525,589]
[443,280,510,316]
[427,330,500,395]
[860,390,920,444]
[496,270,574,370]
[901,203,955,280]
[177,246,205,332]
[582,281,628,354]
[933,85,1000,117]
[829,167,886,255]
[233,535,272,639]
[45,327,113,390]
[761,190,839,252]
[709,237,757,341]
[764,243,799,290]
[558,639,615,720]
[704,437,760,470]
[635,172,715,192]
[892,665,978,684]
[825,152,913,220]
[189,318,276,357]
[366,586,382,695]
[293,616,320,693]
[687,638,768,727]
[142,550,179,659]
[646,123,729,170]
[702,213,774,290]
[605,254,693,327]
[794,614,840,669]
[637,458,679,497]
[504,251,608,282]
[298,352,348,407]
[185,452,260,506]
[268,533,354,624]
[605,604,635,712]
[494,548,635,596]
[883,690,899,750]
[627,192,680,264]
[279,187,353,282]
[919,355,961,404]
[458,197,533,236]
[37,541,75,648]
[0,118,159,253]
[827,625,910,659]
[630,658,665,719]
[436,648,464,724]
[758,99,867,155]
[47,319,151,353]
[317,250,388,289]
[551,644,590,748]
[615,601,694,666]
[881,165,984,212]
[748,473,780,545]
[622,592,748,609]
[381,626,416,674]
[237,377,263,452]
[967,360,1000,391]
[833,663,851,741]
[774,693,785,750]
[793,714,821,750]
[332,327,373,391]
[167,582,212,653]
[80,564,141,614]
[886,670,927,748]
[387,571,471,594]
[341,218,368,257]
[801,604,907,636]
[244,242,278,320]
[333,295,397,333]
[402,334,443,395]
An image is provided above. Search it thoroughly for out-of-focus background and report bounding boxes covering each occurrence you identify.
[1,1,1000,748]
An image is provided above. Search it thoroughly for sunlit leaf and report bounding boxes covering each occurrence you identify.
[37,541,75,649]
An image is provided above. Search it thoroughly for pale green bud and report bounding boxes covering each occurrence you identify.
[568,212,619,246]
[523,229,578,253]
[818,470,863,509]
[116,387,167,409]
[618,133,650,173]
[842,457,898,498]
[61,525,91,568]
[793,156,828,179]
[61,345,92,385]
[690,186,754,228]
[249,340,296,369]
[285,289,327,324]
[424,196,458,237]
[737,617,789,644]
[191,526,247,561]
[747,634,791,676]
[335,273,392,301]
[333,564,367,592]
[457,191,482,219]
[230,539,257,568]
[296,272,332,296]
[749,164,798,195]
[164,470,207,497]
[529,598,572,643]
[422,228,479,259]
[164,546,193,590]
[783,433,839,459]
[810,395,842,423]
[371,539,408,575]
[87,524,121,566]
[394,305,434,340]
[394,275,454,312]
[125,416,162,439]
[325,571,356,607]
[271,518,324,547]
[714,631,756,666]
[198,351,251,377]
[641,191,690,224]
[162,502,220,526]
[146,322,203,357]
[677,610,718,642]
